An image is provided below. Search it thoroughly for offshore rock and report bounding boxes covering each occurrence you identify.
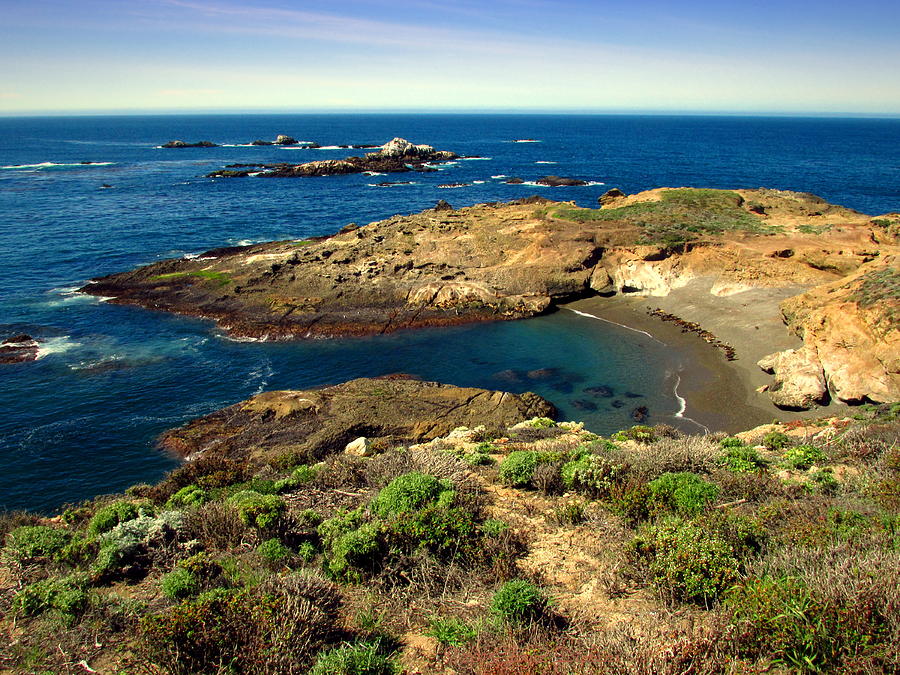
[160,377,556,465]
[161,140,217,148]
[0,334,39,364]
[274,135,298,145]
[536,175,588,187]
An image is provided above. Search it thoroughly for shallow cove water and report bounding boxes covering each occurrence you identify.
[1,113,898,512]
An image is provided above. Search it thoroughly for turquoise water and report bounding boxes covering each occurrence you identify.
[1,114,898,512]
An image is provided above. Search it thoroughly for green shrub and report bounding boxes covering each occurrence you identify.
[160,567,200,600]
[4,525,70,563]
[227,490,285,529]
[309,639,397,675]
[648,472,719,515]
[166,484,209,508]
[425,616,478,646]
[551,500,587,525]
[491,579,547,624]
[561,454,621,497]
[464,451,494,466]
[783,444,827,470]
[613,425,657,443]
[92,511,184,579]
[628,518,739,604]
[498,451,541,487]
[526,417,556,429]
[320,510,381,582]
[762,431,792,451]
[257,537,292,563]
[481,519,508,537]
[385,506,477,558]
[727,577,852,672]
[719,436,746,448]
[371,472,454,517]
[274,464,319,493]
[14,574,89,620]
[88,500,150,537]
[611,484,652,526]
[719,445,767,473]
[810,468,839,495]
[297,541,317,563]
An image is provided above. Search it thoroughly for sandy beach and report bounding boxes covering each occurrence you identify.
[562,277,848,434]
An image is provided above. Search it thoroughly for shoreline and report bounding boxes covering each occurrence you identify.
[561,279,849,434]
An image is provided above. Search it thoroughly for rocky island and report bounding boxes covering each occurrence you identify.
[82,187,899,409]
[205,137,458,178]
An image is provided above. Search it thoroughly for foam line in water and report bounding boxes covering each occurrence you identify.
[672,372,710,433]
[36,336,81,359]
[1,162,115,170]
[565,308,664,343]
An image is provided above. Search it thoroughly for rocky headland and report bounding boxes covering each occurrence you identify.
[205,138,458,178]
[81,188,900,409]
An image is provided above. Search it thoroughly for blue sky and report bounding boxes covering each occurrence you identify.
[2,0,898,114]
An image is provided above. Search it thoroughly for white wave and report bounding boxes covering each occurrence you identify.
[491,174,508,179]
[362,171,386,176]
[671,372,710,433]
[367,182,416,187]
[219,143,257,147]
[565,308,665,343]
[516,180,603,187]
[44,286,104,307]
[247,172,263,177]
[535,161,557,164]
[277,144,316,149]
[1,161,114,170]
[36,336,81,359]
[473,180,486,184]
[460,156,492,161]
[312,145,344,150]
[511,139,542,143]
[437,184,468,189]
[585,181,606,186]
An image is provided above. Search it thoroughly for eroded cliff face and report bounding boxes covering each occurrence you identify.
[83,189,899,409]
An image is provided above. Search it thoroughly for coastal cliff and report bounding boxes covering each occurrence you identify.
[82,189,899,408]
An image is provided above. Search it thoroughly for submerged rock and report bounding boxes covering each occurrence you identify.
[0,334,39,364]
[160,377,555,465]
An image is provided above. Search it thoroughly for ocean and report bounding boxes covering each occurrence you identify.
[1,113,898,513]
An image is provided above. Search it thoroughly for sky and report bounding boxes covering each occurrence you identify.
[1,0,899,115]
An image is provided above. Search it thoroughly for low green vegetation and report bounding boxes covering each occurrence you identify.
[552,188,771,246]
[150,269,232,286]
[3,412,898,674]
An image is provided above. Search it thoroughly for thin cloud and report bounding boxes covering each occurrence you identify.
[158,88,224,96]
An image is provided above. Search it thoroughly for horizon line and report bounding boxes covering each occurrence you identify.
[1,107,899,120]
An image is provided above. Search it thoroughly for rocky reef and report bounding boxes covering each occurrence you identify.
[161,140,218,148]
[205,137,458,178]
[82,188,900,409]
[0,334,39,364]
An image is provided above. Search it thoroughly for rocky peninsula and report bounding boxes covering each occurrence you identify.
[82,188,899,409]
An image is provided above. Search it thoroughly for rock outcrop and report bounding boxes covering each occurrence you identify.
[274,134,298,145]
[0,334,39,364]
[206,138,458,178]
[757,347,829,408]
[160,377,555,465]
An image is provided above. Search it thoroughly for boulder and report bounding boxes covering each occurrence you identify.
[758,347,829,409]
[505,177,525,184]
[251,139,274,146]
[599,188,626,206]
[344,437,372,456]
[274,135,298,145]
[375,137,436,158]
[160,377,556,465]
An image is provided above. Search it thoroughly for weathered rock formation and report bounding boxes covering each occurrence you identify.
[274,134,298,145]
[0,334,40,364]
[82,188,900,408]
[206,138,458,178]
[160,377,555,465]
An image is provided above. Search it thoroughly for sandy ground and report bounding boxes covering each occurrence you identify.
[561,277,848,433]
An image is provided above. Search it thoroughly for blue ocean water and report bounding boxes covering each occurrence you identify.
[1,114,898,513]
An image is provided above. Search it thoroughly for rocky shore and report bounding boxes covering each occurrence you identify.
[81,188,900,410]
[0,334,39,364]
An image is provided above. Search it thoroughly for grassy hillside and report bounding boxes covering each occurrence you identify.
[2,405,899,674]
